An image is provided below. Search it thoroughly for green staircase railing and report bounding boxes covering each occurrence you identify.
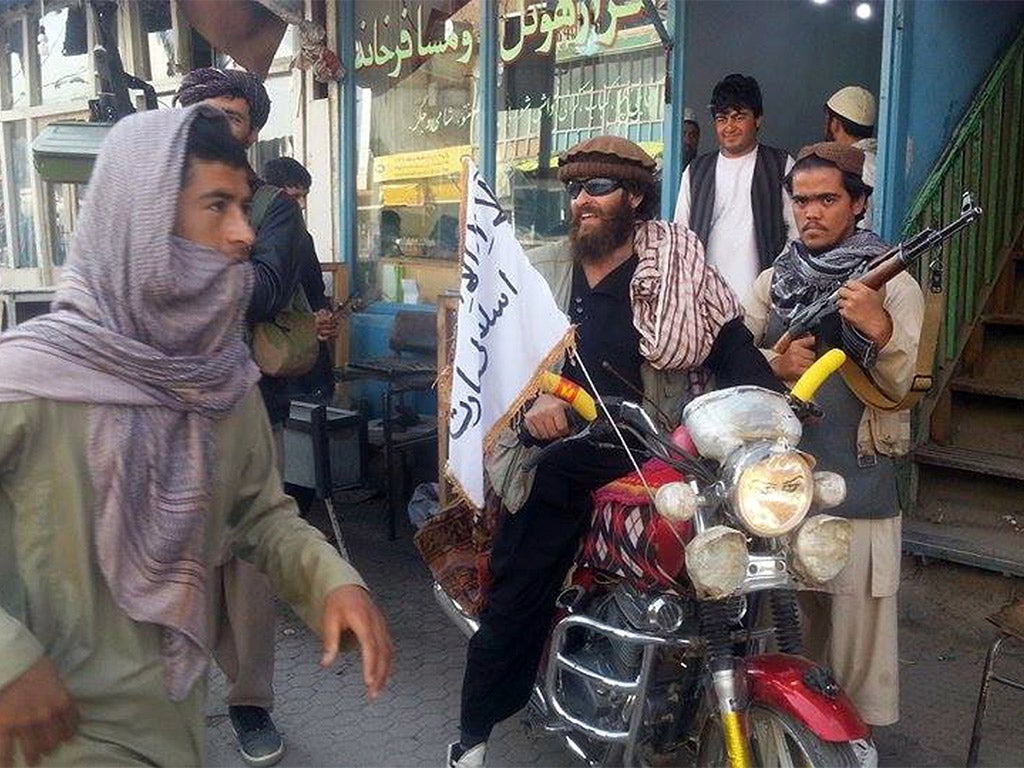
[902,25,1024,408]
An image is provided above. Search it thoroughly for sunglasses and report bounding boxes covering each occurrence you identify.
[565,177,622,199]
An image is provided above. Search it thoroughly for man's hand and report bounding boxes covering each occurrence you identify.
[770,334,817,382]
[523,393,573,442]
[314,309,338,342]
[837,281,893,347]
[319,585,394,701]
[0,657,78,766]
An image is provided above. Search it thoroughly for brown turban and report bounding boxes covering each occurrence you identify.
[557,135,657,187]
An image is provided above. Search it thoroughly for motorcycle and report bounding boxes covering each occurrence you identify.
[434,349,877,767]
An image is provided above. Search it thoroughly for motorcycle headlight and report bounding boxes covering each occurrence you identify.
[792,514,853,584]
[685,526,748,600]
[735,452,814,536]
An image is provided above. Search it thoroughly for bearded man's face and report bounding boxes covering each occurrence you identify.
[568,184,638,263]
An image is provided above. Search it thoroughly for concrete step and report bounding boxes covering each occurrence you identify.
[914,443,1024,482]
[903,519,1024,578]
[982,312,1024,328]
[950,376,1024,401]
[913,463,1024,530]
[943,390,1024,456]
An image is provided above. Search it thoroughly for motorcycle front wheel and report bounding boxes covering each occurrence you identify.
[697,705,865,768]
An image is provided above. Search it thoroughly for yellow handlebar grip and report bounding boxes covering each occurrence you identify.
[790,348,848,403]
[539,371,598,422]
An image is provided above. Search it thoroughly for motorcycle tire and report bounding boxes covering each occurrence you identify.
[697,704,864,768]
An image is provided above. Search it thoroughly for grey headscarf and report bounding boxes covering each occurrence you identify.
[770,229,888,321]
[0,105,260,700]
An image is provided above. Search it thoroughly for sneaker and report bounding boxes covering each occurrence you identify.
[447,741,487,768]
[229,705,285,767]
[850,738,879,768]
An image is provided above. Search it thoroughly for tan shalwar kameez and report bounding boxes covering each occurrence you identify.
[0,391,365,766]
[745,269,924,727]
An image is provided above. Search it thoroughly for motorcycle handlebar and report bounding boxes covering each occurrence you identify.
[539,371,598,422]
[790,348,847,404]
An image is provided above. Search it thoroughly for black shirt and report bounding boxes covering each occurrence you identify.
[560,255,643,399]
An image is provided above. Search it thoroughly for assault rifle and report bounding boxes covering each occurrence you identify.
[772,192,983,354]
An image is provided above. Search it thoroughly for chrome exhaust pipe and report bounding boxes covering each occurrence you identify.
[432,582,480,639]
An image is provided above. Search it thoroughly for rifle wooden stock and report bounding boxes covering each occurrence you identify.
[769,192,980,378]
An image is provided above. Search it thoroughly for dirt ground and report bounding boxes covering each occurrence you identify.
[877,556,1024,767]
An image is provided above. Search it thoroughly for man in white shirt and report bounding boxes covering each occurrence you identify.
[825,85,878,229]
[674,74,799,303]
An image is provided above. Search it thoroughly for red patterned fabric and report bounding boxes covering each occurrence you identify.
[579,459,694,591]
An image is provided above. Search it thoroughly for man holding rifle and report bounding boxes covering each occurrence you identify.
[744,142,924,728]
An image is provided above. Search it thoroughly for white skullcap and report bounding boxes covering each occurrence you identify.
[683,106,698,124]
[826,86,876,128]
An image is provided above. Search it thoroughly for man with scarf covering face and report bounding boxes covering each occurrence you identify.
[0,106,392,767]
[176,67,339,764]
[744,142,924,728]
[448,136,782,768]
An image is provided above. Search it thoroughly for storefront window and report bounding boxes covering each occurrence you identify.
[252,74,294,172]
[354,0,480,305]
[39,6,91,105]
[496,0,665,248]
[5,121,37,267]
[4,21,28,109]
[142,0,178,86]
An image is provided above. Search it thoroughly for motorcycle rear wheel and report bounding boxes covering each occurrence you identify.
[697,705,862,768]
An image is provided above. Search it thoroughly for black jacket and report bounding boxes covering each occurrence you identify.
[247,188,305,324]
[249,185,306,426]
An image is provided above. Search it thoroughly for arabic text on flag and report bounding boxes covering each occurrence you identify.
[445,162,573,508]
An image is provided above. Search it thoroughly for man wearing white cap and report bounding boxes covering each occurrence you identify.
[682,106,700,169]
[825,85,878,228]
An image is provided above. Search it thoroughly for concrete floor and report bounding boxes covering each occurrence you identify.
[206,500,1024,767]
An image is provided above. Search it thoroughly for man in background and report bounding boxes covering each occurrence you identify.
[674,73,799,303]
[682,106,700,169]
[263,156,338,403]
[176,68,307,766]
[825,85,878,229]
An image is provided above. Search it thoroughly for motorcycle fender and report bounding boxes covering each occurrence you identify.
[747,654,870,742]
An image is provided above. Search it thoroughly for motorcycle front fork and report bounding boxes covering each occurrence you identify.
[701,590,804,768]
[700,598,753,768]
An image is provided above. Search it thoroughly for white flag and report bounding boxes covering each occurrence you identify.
[446,161,573,508]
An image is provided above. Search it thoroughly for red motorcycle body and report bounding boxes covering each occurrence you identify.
[574,426,870,747]
[747,654,870,742]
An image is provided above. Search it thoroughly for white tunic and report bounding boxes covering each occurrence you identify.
[674,145,798,304]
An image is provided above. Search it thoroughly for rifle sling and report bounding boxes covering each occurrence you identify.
[839,278,944,411]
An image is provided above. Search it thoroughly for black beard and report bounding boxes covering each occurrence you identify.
[569,195,636,263]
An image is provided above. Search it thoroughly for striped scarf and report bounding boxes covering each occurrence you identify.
[0,106,260,700]
[631,220,743,371]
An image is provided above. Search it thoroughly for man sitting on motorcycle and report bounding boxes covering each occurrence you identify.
[744,142,924,728]
[448,135,783,768]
